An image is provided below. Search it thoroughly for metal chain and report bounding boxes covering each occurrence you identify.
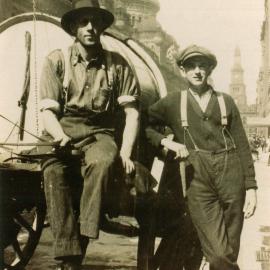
[32,0,39,136]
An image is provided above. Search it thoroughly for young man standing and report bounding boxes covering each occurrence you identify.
[39,1,139,269]
[146,45,257,270]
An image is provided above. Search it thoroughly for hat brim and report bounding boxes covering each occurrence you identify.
[178,52,217,68]
[61,7,114,35]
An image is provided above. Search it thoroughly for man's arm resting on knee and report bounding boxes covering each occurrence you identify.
[120,103,139,174]
[243,188,257,219]
[41,109,70,146]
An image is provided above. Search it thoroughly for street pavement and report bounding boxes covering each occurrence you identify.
[26,153,270,270]
[238,152,270,270]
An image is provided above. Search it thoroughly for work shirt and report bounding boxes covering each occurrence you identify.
[39,41,139,139]
[189,88,213,113]
[146,89,257,190]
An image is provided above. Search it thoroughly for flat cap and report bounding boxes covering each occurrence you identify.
[176,44,217,68]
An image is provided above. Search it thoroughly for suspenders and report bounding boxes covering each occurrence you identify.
[62,47,70,91]
[104,50,114,89]
[180,90,188,128]
[217,94,228,126]
[180,90,228,128]
[180,90,236,150]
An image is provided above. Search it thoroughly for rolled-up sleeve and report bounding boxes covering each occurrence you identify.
[39,51,63,115]
[114,56,139,106]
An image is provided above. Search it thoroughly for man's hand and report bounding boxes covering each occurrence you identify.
[54,133,71,147]
[243,189,257,218]
[161,138,189,159]
[120,151,135,175]
[41,110,71,147]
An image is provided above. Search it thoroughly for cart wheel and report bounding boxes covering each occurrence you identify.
[2,205,46,270]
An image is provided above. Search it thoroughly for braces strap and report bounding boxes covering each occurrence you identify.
[62,47,70,90]
[180,90,188,127]
[217,94,228,126]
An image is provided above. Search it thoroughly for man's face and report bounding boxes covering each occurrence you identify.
[72,14,103,46]
[180,56,212,91]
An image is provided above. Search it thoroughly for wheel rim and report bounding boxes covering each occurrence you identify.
[3,206,45,269]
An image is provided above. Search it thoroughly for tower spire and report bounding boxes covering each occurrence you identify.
[229,46,247,110]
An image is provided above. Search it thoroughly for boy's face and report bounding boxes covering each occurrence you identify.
[72,14,103,46]
[180,56,212,91]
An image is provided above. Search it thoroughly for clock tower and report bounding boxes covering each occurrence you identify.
[229,47,247,111]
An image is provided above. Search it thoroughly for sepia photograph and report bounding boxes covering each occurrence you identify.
[0,1,269,270]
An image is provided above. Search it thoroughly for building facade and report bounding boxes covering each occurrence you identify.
[256,0,270,136]
[257,0,270,118]
[100,0,185,91]
[229,47,257,136]
[101,0,178,65]
[229,47,247,111]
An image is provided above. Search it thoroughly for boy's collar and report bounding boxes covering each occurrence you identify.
[189,84,214,97]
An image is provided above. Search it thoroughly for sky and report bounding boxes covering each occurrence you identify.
[157,0,265,104]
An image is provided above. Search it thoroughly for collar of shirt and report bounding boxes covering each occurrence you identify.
[71,42,105,68]
[189,87,213,113]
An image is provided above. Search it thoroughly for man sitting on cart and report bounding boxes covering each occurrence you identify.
[39,1,139,269]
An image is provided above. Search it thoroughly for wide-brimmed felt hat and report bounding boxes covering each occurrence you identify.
[61,0,114,35]
[176,44,217,69]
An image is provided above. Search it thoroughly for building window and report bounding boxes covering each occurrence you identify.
[130,15,135,26]
[259,72,263,81]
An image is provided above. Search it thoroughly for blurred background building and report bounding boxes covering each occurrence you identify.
[229,47,257,136]
[255,0,270,137]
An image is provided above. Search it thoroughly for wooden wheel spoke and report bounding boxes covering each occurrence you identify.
[11,240,24,261]
[3,207,45,270]
[14,213,36,235]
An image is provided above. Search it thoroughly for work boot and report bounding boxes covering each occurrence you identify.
[55,256,81,270]
[55,262,80,270]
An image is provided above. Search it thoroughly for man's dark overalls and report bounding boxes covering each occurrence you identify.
[180,90,245,270]
[41,48,119,259]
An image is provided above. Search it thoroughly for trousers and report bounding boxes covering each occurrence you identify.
[187,149,246,270]
[42,133,118,259]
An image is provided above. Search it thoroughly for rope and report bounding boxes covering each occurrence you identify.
[4,122,18,143]
[0,114,46,142]
[32,0,39,136]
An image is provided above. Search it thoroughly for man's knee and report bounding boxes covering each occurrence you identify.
[84,148,116,169]
[43,162,66,186]
[86,156,115,171]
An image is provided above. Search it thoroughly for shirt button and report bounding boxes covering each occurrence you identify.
[85,85,89,89]
[203,116,209,121]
